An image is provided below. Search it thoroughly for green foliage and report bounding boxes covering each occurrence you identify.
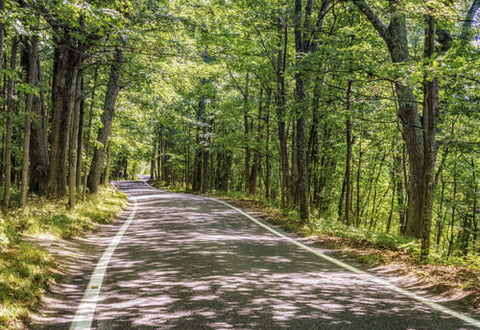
[0,186,127,327]
[1,187,127,240]
[0,243,55,328]
[311,219,415,251]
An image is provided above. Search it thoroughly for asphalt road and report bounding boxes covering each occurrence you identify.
[43,180,480,329]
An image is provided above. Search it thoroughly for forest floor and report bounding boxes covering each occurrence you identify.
[213,197,480,317]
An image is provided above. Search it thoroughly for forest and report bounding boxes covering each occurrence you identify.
[1,0,480,266]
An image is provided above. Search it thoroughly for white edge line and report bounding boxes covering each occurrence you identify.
[70,196,138,330]
[211,197,480,329]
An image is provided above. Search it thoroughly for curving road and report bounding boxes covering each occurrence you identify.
[43,180,480,329]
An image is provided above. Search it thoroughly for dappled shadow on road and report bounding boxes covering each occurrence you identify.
[30,205,136,329]
[81,183,472,329]
[32,181,476,329]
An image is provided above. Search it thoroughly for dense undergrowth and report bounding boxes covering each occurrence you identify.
[0,186,128,328]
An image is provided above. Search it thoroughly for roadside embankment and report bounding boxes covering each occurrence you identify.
[0,186,128,329]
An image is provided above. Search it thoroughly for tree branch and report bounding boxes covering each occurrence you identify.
[352,0,390,42]
[462,0,480,38]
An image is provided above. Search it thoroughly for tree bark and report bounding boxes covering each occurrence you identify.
[46,29,83,197]
[150,138,157,180]
[201,131,209,193]
[87,39,124,194]
[0,0,4,74]
[68,68,83,208]
[344,117,353,225]
[20,35,39,207]
[471,157,478,253]
[294,0,310,222]
[104,142,111,186]
[192,95,206,192]
[76,84,85,188]
[394,153,407,233]
[2,38,18,213]
[241,72,251,194]
[265,89,272,200]
[275,17,290,208]
[82,68,97,201]
[28,43,49,193]
[419,14,439,261]
[250,90,263,196]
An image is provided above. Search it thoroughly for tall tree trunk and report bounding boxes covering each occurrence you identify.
[76,84,85,189]
[250,89,263,196]
[355,131,363,227]
[243,73,251,194]
[82,68,97,201]
[394,152,407,233]
[29,49,48,193]
[184,125,190,191]
[201,134,209,193]
[316,124,330,212]
[150,139,157,180]
[353,2,438,255]
[419,14,439,261]
[0,0,4,190]
[344,117,353,225]
[265,89,272,200]
[2,38,18,213]
[156,132,162,181]
[104,142,111,186]
[0,0,4,75]
[87,39,124,194]
[192,142,201,192]
[294,0,310,222]
[192,94,206,192]
[309,73,323,208]
[340,80,354,224]
[386,163,396,234]
[20,36,39,207]
[46,29,83,197]
[471,157,478,253]
[68,68,83,208]
[448,151,459,257]
[275,17,290,208]
[160,127,166,180]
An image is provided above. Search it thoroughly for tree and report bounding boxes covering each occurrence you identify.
[46,28,85,197]
[294,0,310,222]
[20,35,39,207]
[68,69,83,208]
[2,38,18,212]
[88,38,125,194]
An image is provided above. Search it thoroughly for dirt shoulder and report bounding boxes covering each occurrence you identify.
[218,197,480,317]
[27,209,132,329]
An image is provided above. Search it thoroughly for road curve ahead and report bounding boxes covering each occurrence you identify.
[70,180,478,329]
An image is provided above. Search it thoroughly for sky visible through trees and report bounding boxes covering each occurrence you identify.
[1,0,480,262]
